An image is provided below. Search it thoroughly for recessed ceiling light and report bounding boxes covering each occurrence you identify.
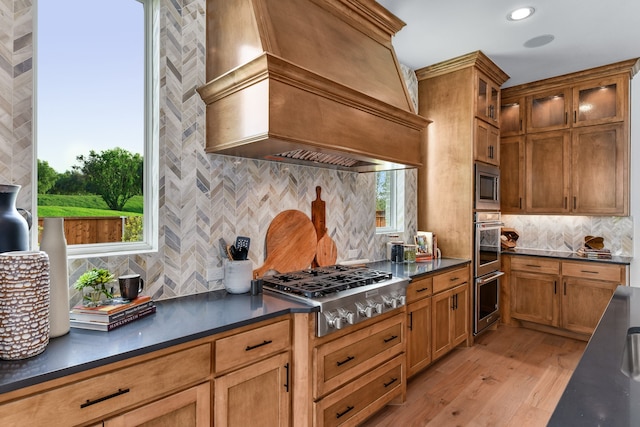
[507,7,535,21]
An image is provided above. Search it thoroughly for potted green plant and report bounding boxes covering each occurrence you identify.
[74,268,115,307]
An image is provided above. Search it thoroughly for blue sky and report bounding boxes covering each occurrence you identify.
[37,0,144,173]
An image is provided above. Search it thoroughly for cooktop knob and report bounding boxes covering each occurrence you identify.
[334,316,343,329]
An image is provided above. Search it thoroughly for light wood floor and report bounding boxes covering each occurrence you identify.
[361,324,587,427]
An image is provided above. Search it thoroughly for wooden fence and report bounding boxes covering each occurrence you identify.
[38,217,125,245]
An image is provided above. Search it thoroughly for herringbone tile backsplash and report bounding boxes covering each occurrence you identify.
[0,0,632,307]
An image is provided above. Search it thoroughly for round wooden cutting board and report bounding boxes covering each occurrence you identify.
[253,210,317,278]
[315,232,337,267]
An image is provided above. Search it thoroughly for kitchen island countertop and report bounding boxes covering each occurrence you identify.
[0,290,316,395]
[549,285,640,426]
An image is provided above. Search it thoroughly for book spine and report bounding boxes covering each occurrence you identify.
[107,306,156,331]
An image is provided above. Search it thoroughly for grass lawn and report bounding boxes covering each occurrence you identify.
[38,194,143,217]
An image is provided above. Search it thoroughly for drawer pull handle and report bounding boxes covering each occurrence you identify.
[581,270,599,274]
[384,377,398,388]
[81,388,130,408]
[246,340,273,351]
[336,405,355,419]
[417,287,430,293]
[384,335,399,343]
[450,277,459,281]
[526,264,541,268]
[337,355,355,366]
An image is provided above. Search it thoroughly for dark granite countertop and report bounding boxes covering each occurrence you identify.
[549,285,640,426]
[367,258,471,280]
[503,247,632,265]
[0,290,316,395]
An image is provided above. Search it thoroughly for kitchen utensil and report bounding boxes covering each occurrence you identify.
[311,186,338,267]
[219,238,232,261]
[311,186,327,240]
[253,210,317,278]
[235,236,250,252]
[315,232,338,267]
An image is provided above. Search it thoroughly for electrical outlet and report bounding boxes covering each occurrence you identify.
[348,249,358,259]
[207,267,224,281]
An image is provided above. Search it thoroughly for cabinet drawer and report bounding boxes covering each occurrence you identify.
[314,313,404,398]
[215,319,290,373]
[0,344,211,427]
[314,356,404,427]
[510,257,560,275]
[406,276,433,302]
[562,261,624,283]
[433,266,469,294]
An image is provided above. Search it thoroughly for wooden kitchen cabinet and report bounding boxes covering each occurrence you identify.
[215,352,290,427]
[432,283,469,361]
[508,255,627,340]
[476,70,501,125]
[572,75,627,126]
[475,118,500,166]
[571,123,627,214]
[526,87,571,133]
[500,96,525,137]
[104,383,210,426]
[214,318,292,426]
[314,313,404,398]
[417,51,508,259]
[500,135,525,213]
[289,310,406,427]
[500,59,637,216]
[431,265,470,361]
[406,292,432,377]
[0,343,212,427]
[525,130,571,213]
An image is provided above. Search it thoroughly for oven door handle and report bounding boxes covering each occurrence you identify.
[476,271,504,285]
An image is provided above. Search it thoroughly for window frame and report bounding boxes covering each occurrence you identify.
[375,170,404,234]
[34,0,159,258]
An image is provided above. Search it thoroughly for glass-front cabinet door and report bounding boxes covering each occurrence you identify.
[526,88,571,133]
[500,96,525,136]
[476,72,500,125]
[572,75,627,127]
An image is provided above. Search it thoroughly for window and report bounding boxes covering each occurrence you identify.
[375,170,403,233]
[36,0,158,256]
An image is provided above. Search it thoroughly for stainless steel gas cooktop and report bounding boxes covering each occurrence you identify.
[261,265,408,337]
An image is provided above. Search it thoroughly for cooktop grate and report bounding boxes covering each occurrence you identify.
[262,266,393,299]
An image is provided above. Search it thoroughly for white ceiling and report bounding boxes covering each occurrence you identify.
[377,0,640,87]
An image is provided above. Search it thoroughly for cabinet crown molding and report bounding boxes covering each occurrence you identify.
[415,50,509,86]
[502,57,640,98]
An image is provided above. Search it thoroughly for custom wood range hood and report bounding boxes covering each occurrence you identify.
[197,0,430,172]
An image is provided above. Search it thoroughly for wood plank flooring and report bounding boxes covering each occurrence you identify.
[360,325,586,427]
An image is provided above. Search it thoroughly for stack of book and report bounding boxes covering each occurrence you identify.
[70,295,156,331]
[576,246,612,259]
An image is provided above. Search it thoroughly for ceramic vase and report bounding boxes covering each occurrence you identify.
[0,184,30,253]
[40,218,70,337]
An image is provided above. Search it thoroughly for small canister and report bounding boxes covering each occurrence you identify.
[391,243,404,263]
[403,244,417,263]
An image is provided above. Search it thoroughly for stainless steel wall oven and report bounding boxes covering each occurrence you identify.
[474,211,503,335]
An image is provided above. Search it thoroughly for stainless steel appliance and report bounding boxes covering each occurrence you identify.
[475,163,500,211]
[474,211,504,335]
[261,265,409,337]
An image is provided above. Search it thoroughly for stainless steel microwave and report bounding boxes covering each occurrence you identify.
[475,163,500,211]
